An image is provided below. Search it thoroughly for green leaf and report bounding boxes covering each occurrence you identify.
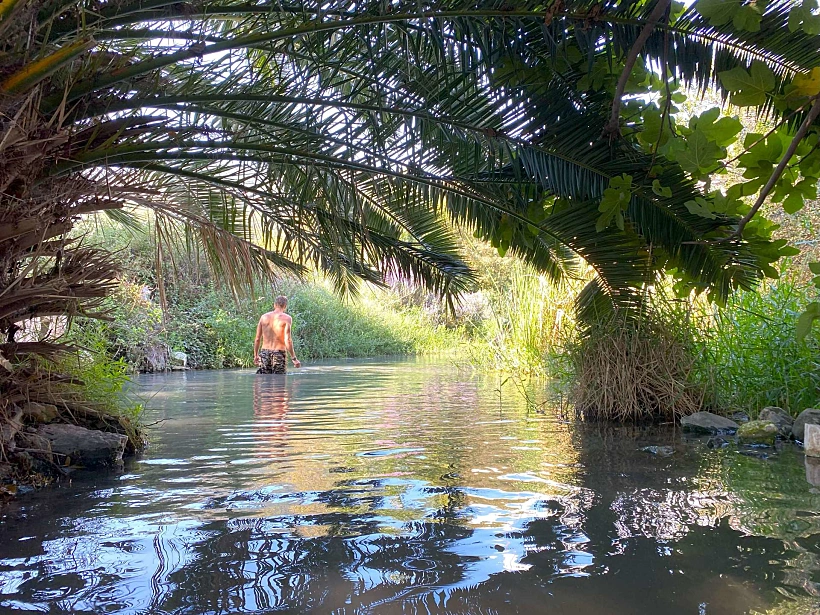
[675,129,723,177]
[693,108,743,147]
[597,174,633,231]
[684,197,717,219]
[780,178,817,214]
[796,302,820,341]
[792,67,820,97]
[733,4,764,32]
[809,262,820,274]
[789,0,820,35]
[697,0,741,26]
[652,179,672,197]
[718,61,776,107]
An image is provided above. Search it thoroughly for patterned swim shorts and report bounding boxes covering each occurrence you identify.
[257,349,286,374]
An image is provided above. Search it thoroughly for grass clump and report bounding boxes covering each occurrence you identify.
[558,309,705,422]
[696,275,820,415]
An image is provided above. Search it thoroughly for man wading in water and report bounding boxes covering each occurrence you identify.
[253,295,301,374]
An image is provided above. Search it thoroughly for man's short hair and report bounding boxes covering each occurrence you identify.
[274,295,288,308]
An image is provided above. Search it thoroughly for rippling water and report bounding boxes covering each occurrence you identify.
[1,358,820,614]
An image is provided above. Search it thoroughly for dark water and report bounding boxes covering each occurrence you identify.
[1,359,820,614]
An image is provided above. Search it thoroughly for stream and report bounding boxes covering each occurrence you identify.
[1,358,819,614]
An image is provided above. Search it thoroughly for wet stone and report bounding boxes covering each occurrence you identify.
[793,408,820,442]
[737,421,779,446]
[680,412,739,435]
[739,449,771,460]
[639,446,674,457]
[707,436,729,449]
[758,407,793,438]
[730,411,751,424]
[34,424,127,468]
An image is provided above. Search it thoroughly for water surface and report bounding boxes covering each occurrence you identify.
[1,359,819,614]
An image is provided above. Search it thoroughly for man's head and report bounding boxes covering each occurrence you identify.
[274,295,288,310]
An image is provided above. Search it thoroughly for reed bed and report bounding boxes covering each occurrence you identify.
[563,315,704,422]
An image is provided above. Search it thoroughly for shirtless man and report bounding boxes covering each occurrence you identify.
[253,295,301,374]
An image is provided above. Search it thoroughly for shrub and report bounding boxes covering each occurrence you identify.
[695,275,820,415]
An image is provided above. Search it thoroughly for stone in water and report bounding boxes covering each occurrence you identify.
[680,412,739,435]
[805,423,820,458]
[793,408,820,442]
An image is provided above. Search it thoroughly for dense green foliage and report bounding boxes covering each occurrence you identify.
[697,274,820,414]
[75,280,466,370]
[67,221,467,369]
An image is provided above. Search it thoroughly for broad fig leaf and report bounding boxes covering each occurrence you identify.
[684,197,717,219]
[675,129,722,177]
[733,4,764,31]
[793,67,820,97]
[652,179,672,198]
[789,0,820,35]
[596,174,632,231]
[693,108,743,147]
[697,0,741,26]
[797,301,820,341]
[719,61,776,107]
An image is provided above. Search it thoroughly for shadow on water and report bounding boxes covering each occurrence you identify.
[0,360,819,614]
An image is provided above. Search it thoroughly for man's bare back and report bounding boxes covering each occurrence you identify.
[254,296,300,372]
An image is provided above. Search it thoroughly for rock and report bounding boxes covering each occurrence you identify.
[730,411,751,424]
[680,412,739,435]
[639,445,674,457]
[21,402,58,424]
[793,408,820,442]
[737,420,779,446]
[707,436,729,449]
[758,406,794,438]
[806,456,820,487]
[34,424,127,468]
[805,423,820,458]
[739,449,771,460]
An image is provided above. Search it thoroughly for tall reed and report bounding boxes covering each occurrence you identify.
[695,276,820,415]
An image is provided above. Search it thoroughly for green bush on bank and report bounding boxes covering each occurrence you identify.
[696,275,820,415]
[72,277,467,371]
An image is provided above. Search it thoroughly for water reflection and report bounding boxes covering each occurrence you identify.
[252,375,293,460]
[0,361,819,614]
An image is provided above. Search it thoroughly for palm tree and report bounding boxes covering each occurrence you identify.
[0,0,816,415]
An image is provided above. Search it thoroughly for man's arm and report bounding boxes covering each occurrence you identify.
[253,318,263,365]
[284,320,300,367]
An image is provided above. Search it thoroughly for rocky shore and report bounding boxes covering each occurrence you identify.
[680,407,820,450]
[0,401,143,497]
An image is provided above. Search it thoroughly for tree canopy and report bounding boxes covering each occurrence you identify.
[2,0,820,355]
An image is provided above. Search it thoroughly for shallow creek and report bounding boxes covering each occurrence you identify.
[1,358,819,614]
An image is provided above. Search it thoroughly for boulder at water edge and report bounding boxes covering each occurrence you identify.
[758,406,794,438]
[805,424,820,458]
[680,412,739,435]
[793,408,820,442]
[737,420,779,446]
[34,424,127,467]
